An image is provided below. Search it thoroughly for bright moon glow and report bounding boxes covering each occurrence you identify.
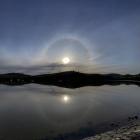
[62,57,70,64]
[62,95,70,103]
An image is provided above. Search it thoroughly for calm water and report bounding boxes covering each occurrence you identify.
[0,84,140,140]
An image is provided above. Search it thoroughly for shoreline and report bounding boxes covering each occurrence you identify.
[0,71,140,88]
[82,118,140,140]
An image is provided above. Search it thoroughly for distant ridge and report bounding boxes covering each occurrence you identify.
[0,71,140,88]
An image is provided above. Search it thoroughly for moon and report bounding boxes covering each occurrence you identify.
[63,96,69,101]
[45,38,91,64]
[62,95,70,103]
[62,57,70,64]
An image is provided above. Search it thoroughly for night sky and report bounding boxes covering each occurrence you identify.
[0,0,140,74]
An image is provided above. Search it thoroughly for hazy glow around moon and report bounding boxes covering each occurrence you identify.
[45,38,91,64]
[62,57,70,64]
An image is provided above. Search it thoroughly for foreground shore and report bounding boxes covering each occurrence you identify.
[83,119,140,140]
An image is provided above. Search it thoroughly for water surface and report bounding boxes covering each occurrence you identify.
[0,84,140,140]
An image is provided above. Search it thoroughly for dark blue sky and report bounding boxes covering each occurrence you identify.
[0,0,140,74]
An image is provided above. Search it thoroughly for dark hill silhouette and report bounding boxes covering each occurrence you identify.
[0,71,140,88]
